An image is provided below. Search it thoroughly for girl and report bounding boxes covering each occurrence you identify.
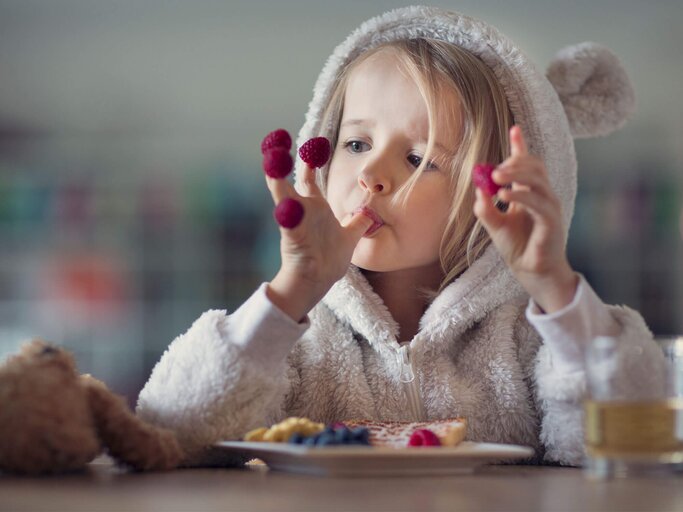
[136,6,666,467]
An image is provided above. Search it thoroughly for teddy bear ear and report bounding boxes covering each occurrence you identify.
[546,42,636,139]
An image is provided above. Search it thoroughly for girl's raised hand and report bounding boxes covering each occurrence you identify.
[473,125,578,313]
[265,161,373,323]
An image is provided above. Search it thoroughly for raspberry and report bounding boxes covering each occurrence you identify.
[263,147,293,179]
[273,198,304,229]
[472,163,501,196]
[298,137,331,168]
[407,429,441,447]
[261,129,292,154]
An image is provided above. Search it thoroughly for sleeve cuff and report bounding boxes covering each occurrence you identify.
[227,283,310,369]
[526,273,620,373]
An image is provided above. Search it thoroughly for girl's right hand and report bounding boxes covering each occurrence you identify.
[265,164,373,323]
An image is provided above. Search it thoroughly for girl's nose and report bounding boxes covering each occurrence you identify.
[358,171,389,194]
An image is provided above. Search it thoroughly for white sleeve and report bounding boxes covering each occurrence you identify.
[135,283,308,466]
[525,273,619,373]
[524,274,667,466]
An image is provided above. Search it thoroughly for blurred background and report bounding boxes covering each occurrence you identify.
[1,0,682,405]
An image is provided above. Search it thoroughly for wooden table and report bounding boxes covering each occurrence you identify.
[1,459,682,512]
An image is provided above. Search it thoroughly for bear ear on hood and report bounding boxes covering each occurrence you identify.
[546,42,636,139]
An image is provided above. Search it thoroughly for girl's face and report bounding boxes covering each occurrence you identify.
[327,50,460,273]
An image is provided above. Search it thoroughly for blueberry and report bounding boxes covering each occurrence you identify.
[316,434,337,446]
[351,428,370,445]
[303,435,318,446]
[335,427,352,443]
[288,433,305,444]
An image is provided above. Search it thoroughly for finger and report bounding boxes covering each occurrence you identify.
[342,210,375,240]
[497,188,559,224]
[300,164,324,198]
[265,175,298,205]
[493,161,553,198]
[473,187,506,232]
[510,125,528,157]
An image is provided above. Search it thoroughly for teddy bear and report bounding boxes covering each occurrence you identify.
[0,339,183,474]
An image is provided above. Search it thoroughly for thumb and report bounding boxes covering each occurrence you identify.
[343,210,374,240]
[473,187,505,234]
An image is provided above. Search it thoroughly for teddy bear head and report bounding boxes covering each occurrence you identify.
[0,340,182,474]
[0,340,100,474]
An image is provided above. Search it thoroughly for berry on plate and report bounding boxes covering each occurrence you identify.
[407,429,441,447]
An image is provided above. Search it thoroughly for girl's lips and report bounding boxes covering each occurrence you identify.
[353,206,384,236]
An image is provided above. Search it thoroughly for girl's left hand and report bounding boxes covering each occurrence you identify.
[473,125,578,313]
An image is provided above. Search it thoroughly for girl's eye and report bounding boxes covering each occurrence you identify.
[407,154,438,171]
[344,140,370,153]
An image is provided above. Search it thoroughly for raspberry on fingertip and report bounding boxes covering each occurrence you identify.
[261,129,292,154]
[298,137,331,169]
[472,163,501,196]
[263,147,294,179]
[274,198,304,228]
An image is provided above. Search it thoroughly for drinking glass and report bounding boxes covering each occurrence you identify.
[583,335,683,479]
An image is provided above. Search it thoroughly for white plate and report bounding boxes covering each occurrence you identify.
[214,441,535,477]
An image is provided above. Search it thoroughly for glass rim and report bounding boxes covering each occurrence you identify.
[655,336,683,355]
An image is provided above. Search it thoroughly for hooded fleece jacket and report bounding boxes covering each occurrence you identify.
[136,6,667,467]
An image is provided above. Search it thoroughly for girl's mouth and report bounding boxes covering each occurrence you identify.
[353,206,384,237]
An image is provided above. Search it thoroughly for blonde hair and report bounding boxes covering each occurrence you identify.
[320,38,513,292]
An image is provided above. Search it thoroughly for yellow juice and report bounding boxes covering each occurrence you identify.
[584,399,683,461]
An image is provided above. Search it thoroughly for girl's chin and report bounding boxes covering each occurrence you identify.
[351,255,400,273]
[352,239,403,272]
[352,247,442,274]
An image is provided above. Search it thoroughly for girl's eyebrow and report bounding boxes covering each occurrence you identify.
[340,118,375,128]
[421,140,451,153]
[412,136,451,155]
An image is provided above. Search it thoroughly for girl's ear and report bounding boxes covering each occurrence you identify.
[546,42,636,139]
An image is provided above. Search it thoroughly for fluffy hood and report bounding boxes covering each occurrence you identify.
[293,5,635,342]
